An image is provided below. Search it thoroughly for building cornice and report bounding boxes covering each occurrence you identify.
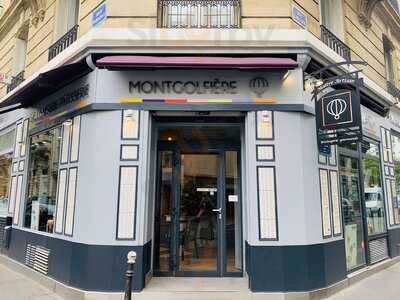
[0,28,395,108]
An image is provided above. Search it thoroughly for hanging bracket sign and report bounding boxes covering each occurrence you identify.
[316,89,362,146]
[309,61,366,147]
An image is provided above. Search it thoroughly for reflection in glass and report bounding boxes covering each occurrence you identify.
[339,155,366,271]
[24,128,61,233]
[391,134,400,223]
[225,151,242,272]
[179,154,218,272]
[0,154,12,217]
[362,141,387,236]
[154,151,173,273]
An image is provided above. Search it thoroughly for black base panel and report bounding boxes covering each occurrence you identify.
[388,227,400,258]
[245,240,347,292]
[3,228,151,292]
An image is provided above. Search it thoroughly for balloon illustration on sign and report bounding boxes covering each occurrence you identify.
[249,77,269,97]
[327,98,347,120]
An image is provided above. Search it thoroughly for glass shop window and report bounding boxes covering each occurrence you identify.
[0,155,12,217]
[391,133,400,223]
[0,129,15,217]
[361,141,387,236]
[24,127,62,233]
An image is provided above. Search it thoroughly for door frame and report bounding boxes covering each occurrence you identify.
[338,137,389,272]
[153,122,243,277]
[338,145,369,272]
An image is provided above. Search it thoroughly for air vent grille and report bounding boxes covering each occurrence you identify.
[25,244,50,275]
[369,238,389,264]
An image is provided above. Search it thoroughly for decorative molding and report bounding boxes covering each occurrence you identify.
[358,0,384,29]
[16,19,29,40]
[27,0,46,27]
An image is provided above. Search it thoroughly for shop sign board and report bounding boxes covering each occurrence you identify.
[316,89,362,146]
[95,69,302,107]
[30,82,90,129]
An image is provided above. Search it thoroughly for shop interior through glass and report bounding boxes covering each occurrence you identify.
[154,124,242,276]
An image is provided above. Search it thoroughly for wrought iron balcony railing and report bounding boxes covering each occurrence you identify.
[7,71,24,93]
[320,25,351,61]
[158,0,241,28]
[387,81,400,99]
[48,25,79,61]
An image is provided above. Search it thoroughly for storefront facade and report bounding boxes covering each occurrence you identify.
[0,54,399,297]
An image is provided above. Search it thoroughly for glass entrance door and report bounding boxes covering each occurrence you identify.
[179,154,219,273]
[339,155,367,271]
[153,125,242,277]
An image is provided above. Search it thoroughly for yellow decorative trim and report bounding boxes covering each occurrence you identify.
[120,98,143,103]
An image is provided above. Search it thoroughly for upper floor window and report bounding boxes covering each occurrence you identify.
[158,0,241,28]
[320,0,345,39]
[13,38,27,77]
[8,23,29,92]
[55,0,79,39]
[49,0,79,61]
[320,0,350,60]
[383,35,396,84]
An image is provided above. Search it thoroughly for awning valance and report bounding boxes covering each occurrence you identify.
[96,55,298,70]
[0,60,93,112]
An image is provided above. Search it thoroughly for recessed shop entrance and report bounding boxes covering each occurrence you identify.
[153,120,243,277]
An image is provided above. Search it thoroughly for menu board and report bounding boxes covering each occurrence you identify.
[319,169,332,237]
[256,111,274,140]
[329,171,342,235]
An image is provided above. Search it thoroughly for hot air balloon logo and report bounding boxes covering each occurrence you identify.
[326,98,347,120]
[249,77,269,97]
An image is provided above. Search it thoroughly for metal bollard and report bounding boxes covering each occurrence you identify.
[124,251,137,300]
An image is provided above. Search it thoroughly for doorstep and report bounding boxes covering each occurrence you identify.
[1,254,400,300]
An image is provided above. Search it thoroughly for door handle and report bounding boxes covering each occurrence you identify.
[212,208,222,219]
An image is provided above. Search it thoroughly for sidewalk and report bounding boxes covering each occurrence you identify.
[326,262,400,300]
[0,259,399,300]
[0,262,63,300]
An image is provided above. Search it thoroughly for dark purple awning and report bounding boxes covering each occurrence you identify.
[96,56,298,70]
[0,60,92,112]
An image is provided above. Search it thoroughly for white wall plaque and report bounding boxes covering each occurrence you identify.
[257,167,278,240]
[65,168,77,235]
[121,145,138,161]
[330,171,342,235]
[117,166,138,239]
[70,116,81,162]
[257,145,274,161]
[319,169,332,237]
[55,169,68,234]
